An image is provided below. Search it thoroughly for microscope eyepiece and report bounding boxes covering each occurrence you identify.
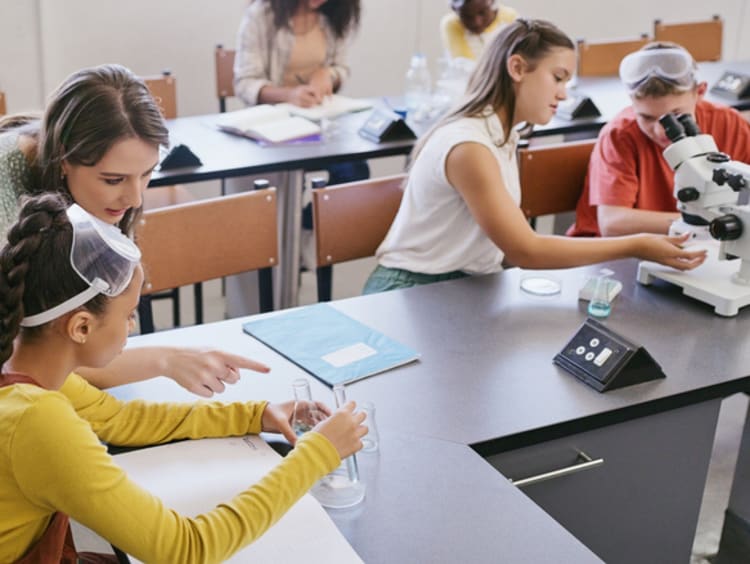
[659,113,686,143]
[677,113,701,136]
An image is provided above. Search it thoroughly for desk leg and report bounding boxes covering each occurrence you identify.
[277,169,304,309]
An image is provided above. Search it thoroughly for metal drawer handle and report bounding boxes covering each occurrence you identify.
[510,451,604,488]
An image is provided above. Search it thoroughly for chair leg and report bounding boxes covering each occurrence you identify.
[258,268,274,312]
[138,295,155,334]
[316,266,333,302]
[171,288,180,327]
[193,283,203,324]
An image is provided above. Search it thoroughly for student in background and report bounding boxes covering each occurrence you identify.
[0,64,271,396]
[441,0,518,60]
[364,20,706,294]
[0,193,366,563]
[233,0,369,267]
[567,42,750,237]
[234,0,361,108]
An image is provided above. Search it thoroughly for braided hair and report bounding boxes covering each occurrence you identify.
[0,193,107,366]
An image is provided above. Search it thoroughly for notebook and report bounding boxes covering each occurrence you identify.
[217,105,321,144]
[243,303,420,387]
[114,436,363,563]
[280,95,373,121]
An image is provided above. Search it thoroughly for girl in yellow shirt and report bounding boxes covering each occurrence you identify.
[0,193,366,563]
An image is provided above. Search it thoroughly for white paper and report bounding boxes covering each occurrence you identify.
[113,436,363,564]
[322,342,377,368]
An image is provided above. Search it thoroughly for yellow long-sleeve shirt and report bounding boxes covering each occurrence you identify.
[0,373,340,563]
[440,6,519,60]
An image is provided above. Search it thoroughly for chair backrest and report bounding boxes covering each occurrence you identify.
[654,15,723,62]
[0,91,6,116]
[577,35,650,77]
[518,139,596,219]
[136,188,278,293]
[143,71,177,119]
[215,44,236,112]
[313,174,406,267]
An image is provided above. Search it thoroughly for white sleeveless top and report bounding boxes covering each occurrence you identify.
[377,110,520,275]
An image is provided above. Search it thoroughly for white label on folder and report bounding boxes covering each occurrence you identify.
[322,342,377,367]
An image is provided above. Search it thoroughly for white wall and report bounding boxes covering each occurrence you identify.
[1,0,748,116]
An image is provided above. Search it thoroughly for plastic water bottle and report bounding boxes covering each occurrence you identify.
[404,53,432,121]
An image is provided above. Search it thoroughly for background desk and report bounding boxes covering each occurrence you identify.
[111,259,750,563]
[150,108,415,310]
[540,60,750,138]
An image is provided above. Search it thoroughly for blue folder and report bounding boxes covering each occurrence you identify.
[242,303,420,387]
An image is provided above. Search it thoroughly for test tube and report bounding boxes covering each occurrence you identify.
[333,384,360,483]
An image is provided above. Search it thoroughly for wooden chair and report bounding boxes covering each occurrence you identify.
[577,35,650,77]
[215,44,236,113]
[654,15,723,62]
[312,174,405,302]
[141,71,200,327]
[0,91,6,116]
[518,139,597,221]
[135,188,278,333]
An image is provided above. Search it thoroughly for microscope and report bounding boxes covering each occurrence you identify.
[636,113,750,316]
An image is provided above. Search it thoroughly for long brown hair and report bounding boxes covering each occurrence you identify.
[413,18,573,156]
[34,64,169,235]
[268,0,361,39]
[0,193,108,365]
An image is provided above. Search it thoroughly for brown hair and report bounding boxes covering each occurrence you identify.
[268,0,361,39]
[0,193,108,365]
[413,18,573,156]
[630,42,699,99]
[31,64,169,235]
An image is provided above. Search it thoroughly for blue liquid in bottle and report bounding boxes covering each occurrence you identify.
[588,300,611,318]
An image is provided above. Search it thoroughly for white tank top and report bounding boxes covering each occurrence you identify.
[377,110,520,275]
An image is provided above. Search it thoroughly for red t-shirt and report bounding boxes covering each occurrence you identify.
[567,100,750,237]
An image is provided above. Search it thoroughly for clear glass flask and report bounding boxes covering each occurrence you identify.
[588,269,613,319]
[309,384,366,509]
[291,378,324,436]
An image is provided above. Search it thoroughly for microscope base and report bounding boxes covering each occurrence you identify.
[637,254,750,317]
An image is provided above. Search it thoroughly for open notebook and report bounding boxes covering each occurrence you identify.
[114,436,363,563]
[217,105,321,144]
[243,303,420,387]
[279,95,373,121]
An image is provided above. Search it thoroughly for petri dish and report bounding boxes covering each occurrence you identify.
[520,275,562,296]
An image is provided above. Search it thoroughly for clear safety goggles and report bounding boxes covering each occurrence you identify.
[20,204,141,327]
[619,47,697,92]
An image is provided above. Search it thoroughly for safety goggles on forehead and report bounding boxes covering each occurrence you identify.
[619,48,697,92]
[20,204,141,327]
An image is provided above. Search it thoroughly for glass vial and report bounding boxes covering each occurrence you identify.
[309,384,366,509]
[588,271,613,319]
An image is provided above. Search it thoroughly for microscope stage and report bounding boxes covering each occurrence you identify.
[637,244,750,316]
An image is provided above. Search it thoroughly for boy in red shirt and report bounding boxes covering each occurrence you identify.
[568,43,750,237]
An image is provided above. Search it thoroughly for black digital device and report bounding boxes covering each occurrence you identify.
[710,71,750,101]
[553,318,665,392]
[358,109,416,143]
[555,94,601,120]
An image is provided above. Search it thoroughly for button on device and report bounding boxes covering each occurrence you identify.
[590,338,600,347]
[585,352,595,361]
[594,347,613,367]
[576,346,586,355]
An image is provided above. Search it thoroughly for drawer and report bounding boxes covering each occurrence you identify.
[485,400,721,564]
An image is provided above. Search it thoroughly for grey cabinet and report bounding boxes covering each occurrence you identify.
[485,400,721,564]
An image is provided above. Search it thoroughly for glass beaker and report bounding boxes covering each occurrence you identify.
[588,269,613,319]
[291,378,325,436]
[360,401,379,453]
[309,384,366,509]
